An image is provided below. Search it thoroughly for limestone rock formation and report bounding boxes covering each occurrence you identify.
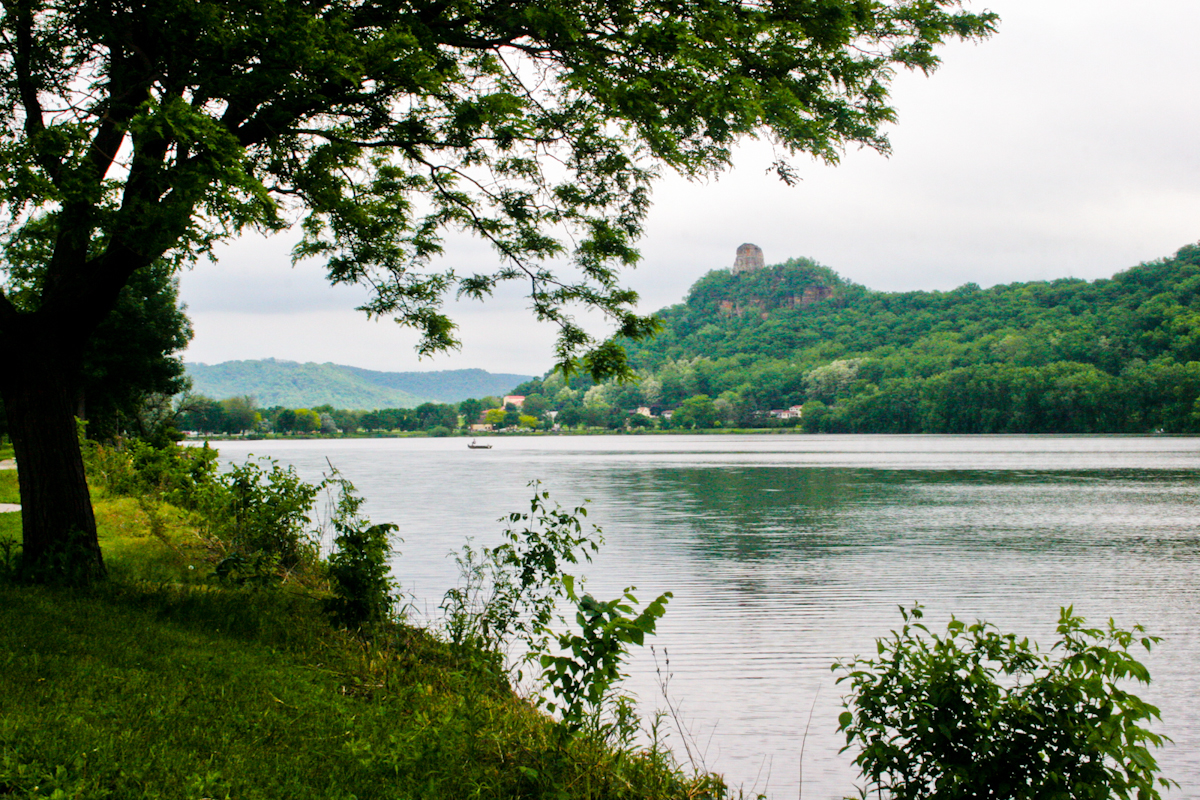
[732,243,764,274]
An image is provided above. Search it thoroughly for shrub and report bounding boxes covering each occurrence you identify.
[193,458,320,574]
[539,578,671,734]
[441,482,600,657]
[84,438,219,505]
[442,483,672,739]
[835,605,1175,800]
[322,469,399,629]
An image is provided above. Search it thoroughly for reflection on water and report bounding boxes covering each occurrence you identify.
[212,435,1200,798]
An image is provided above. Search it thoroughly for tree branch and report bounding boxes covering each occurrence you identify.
[8,0,57,182]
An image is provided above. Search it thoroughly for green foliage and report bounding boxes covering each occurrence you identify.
[85,439,219,507]
[194,459,321,576]
[540,580,671,734]
[607,244,1200,433]
[442,485,673,742]
[442,484,600,658]
[835,605,1175,800]
[672,395,719,430]
[323,471,399,630]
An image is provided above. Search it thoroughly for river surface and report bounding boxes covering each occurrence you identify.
[210,434,1200,798]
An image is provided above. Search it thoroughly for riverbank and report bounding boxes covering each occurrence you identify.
[189,426,801,442]
[0,472,723,799]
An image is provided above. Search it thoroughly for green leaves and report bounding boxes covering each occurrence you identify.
[538,584,672,733]
[0,0,997,380]
[835,604,1177,800]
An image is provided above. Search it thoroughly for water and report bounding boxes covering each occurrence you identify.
[210,434,1200,798]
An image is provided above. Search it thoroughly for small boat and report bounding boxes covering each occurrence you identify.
[467,439,492,449]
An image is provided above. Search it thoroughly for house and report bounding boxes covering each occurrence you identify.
[769,405,804,420]
[470,423,494,432]
[502,395,525,408]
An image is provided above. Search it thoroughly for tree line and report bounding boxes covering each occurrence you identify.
[173,397,537,437]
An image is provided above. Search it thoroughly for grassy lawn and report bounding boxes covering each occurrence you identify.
[0,474,715,799]
[0,469,17,505]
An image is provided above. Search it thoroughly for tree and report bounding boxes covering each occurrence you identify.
[293,408,321,433]
[0,0,996,580]
[175,394,227,434]
[674,394,719,429]
[78,261,194,440]
[219,396,259,434]
[836,605,1176,800]
[457,398,484,429]
[415,401,458,431]
[274,408,297,433]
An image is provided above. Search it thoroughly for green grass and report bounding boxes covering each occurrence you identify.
[0,469,17,505]
[0,489,720,799]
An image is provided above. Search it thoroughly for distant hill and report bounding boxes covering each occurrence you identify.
[520,243,1200,434]
[185,359,533,409]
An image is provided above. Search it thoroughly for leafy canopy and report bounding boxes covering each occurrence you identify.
[0,0,996,377]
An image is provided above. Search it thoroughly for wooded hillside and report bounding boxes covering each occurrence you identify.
[186,360,532,409]
[606,244,1200,433]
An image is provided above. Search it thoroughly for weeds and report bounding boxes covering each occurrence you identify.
[440,481,680,776]
[441,481,599,662]
[322,465,400,630]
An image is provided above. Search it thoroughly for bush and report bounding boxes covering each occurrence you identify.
[441,483,672,739]
[322,469,399,629]
[835,605,1175,800]
[539,579,670,734]
[84,438,219,505]
[441,483,600,655]
[193,458,321,575]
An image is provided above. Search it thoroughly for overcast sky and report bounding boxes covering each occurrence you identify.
[179,0,1200,377]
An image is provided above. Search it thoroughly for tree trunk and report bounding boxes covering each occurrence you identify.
[0,339,104,583]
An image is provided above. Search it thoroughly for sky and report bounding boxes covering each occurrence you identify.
[179,0,1200,377]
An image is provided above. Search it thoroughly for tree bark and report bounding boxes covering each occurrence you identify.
[0,331,104,583]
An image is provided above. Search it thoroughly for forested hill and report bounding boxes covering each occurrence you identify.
[613,245,1200,433]
[185,360,532,409]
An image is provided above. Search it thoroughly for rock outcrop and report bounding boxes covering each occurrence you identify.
[732,243,764,274]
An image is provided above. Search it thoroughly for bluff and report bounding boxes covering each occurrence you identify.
[613,243,1200,433]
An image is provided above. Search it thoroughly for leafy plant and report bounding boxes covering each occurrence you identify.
[322,468,399,629]
[83,437,219,505]
[539,579,672,734]
[441,482,600,660]
[835,605,1176,800]
[193,458,321,575]
[441,484,672,741]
